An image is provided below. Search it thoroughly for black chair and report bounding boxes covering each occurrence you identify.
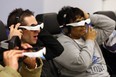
[0,20,8,41]
[94,11,116,77]
[36,12,61,35]
[0,20,8,65]
[36,13,61,77]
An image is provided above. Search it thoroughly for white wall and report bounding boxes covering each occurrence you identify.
[0,0,102,24]
[103,0,116,11]
[43,0,102,14]
[0,0,44,25]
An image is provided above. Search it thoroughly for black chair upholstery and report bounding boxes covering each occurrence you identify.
[36,13,61,77]
[0,20,7,41]
[36,13,61,35]
[0,20,8,66]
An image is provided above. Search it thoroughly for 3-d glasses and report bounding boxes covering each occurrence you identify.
[18,23,44,30]
[60,18,91,27]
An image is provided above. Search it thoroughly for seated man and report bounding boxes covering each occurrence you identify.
[54,6,115,77]
[7,8,63,61]
[6,8,64,77]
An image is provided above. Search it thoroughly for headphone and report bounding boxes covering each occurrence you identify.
[61,25,72,35]
[61,7,73,35]
[14,11,24,27]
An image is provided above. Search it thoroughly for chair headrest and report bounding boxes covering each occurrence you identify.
[94,11,116,21]
[0,20,8,41]
[36,13,61,34]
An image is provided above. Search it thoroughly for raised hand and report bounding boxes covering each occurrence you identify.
[9,23,23,40]
[3,50,24,70]
[85,26,97,41]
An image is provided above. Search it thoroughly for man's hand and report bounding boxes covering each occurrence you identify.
[9,23,23,40]
[3,50,24,71]
[3,43,33,70]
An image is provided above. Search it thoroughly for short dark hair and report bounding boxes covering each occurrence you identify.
[57,6,84,25]
[7,8,34,27]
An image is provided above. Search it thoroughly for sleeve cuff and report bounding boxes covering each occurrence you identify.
[21,58,43,73]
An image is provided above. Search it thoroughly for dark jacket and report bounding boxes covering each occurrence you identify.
[37,28,64,60]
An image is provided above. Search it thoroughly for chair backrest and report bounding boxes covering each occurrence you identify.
[36,13,61,35]
[0,20,8,41]
[0,20,8,65]
[36,13,60,77]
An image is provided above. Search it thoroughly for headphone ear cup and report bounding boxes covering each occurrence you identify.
[61,26,72,35]
[62,26,69,35]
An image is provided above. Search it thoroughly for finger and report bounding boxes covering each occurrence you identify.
[12,50,24,55]
[7,50,24,58]
[14,46,19,50]
[21,43,32,49]
[25,44,33,48]
[9,25,15,31]
[90,26,93,31]
[18,29,23,33]
[18,31,23,36]
[15,23,21,29]
[88,26,91,32]
[21,43,28,49]
[14,53,24,59]
[6,50,14,57]
[91,28,95,32]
